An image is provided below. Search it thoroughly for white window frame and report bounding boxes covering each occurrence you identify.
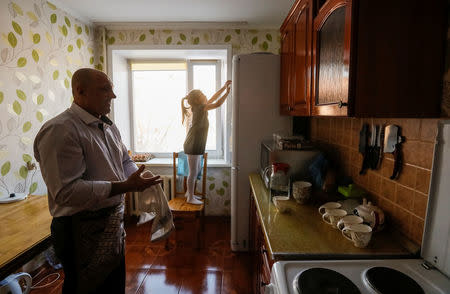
[107,45,231,163]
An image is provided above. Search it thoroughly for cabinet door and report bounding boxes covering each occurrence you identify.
[291,0,312,116]
[311,0,352,116]
[249,195,260,293]
[280,19,295,115]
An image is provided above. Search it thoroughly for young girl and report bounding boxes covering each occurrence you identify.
[181,80,232,204]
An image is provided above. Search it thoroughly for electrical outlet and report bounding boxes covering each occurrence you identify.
[26,161,36,171]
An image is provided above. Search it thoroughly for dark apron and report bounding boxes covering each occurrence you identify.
[51,203,125,294]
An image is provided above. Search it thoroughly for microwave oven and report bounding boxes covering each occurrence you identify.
[260,141,320,188]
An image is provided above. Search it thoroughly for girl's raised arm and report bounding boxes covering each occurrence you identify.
[207,80,232,104]
[205,80,231,111]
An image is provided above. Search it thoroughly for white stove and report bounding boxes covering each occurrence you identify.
[268,259,450,293]
[266,121,450,294]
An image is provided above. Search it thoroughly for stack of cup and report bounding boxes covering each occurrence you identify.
[318,202,347,229]
[292,181,312,204]
[318,202,372,248]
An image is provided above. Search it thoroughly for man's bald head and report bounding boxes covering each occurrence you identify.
[71,68,116,117]
[72,68,105,99]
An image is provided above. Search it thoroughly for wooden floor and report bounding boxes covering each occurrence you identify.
[30,216,252,294]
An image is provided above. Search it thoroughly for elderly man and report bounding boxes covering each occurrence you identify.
[34,68,160,294]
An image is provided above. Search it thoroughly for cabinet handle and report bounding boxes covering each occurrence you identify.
[338,101,348,108]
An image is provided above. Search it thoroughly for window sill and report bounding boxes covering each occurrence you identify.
[136,157,231,168]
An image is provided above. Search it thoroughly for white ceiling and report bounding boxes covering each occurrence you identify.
[52,0,295,28]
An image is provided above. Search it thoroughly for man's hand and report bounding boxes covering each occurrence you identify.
[110,165,163,196]
[128,165,163,192]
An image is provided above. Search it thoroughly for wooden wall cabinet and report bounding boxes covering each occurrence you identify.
[311,0,351,116]
[282,0,447,117]
[280,0,313,116]
[250,194,274,294]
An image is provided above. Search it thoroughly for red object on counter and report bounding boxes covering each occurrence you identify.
[272,162,290,173]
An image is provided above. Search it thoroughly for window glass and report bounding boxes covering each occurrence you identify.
[132,69,186,153]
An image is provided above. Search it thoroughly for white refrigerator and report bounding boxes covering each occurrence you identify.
[231,53,292,252]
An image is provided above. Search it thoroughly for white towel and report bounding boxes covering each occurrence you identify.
[136,174,174,242]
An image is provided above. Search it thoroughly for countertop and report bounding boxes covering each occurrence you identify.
[0,195,51,271]
[249,173,419,260]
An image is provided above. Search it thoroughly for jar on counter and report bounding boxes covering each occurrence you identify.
[269,162,290,202]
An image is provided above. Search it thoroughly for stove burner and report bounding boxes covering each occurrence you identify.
[296,268,361,294]
[365,267,424,294]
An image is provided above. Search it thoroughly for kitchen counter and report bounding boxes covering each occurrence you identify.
[0,195,52,278]
[249,173,418,260]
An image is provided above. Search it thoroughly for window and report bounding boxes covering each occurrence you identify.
[130,59,224,158]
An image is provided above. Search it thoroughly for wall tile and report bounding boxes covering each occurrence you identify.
[342,131,352,148]
[415,141,435,169]
[410,216,424,244]
[402,140,418,166]
[350,150,363,169]
[415,168,431,195]
[392,206,412,237]
[395,185,414,211]
[420,119,438,142]
[412,191,428,219]
[403,141,434,169]
[343,118,352,133]
[350,118,361,131]
[397,119,421,140]
[380,178,396,202]
[379,198,395,220]
[329,119,338,143]
[335,130,344,146]
[367,171,381,195]
[352,166,368,187]
[380,159,394,179]
[335,117,344,131]
[397,164,417,189]
[350,131,359,150]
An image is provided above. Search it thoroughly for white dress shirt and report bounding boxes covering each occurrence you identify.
[34,103,138,217]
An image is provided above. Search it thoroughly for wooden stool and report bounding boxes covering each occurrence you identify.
[167,152,207,249]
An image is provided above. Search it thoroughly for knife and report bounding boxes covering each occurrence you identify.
[370,125,381,169]
[359,124,371,175]
[383,125,405,179]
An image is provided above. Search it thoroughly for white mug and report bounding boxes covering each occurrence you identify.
[318,202,342,215]
[337,215,364,231]
[342,223,372,248]
[292,181,312,204]
[322,209,347,228]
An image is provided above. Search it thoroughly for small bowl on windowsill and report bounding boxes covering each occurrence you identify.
[273,196,291,214]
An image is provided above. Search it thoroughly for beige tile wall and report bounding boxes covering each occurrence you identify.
[310,117,439,245]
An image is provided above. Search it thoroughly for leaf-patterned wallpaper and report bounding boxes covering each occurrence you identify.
[105,28,280,215]
[0,0,95,197]
[105,28,280,55]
